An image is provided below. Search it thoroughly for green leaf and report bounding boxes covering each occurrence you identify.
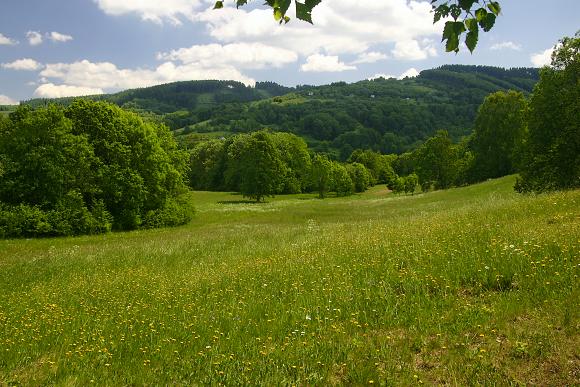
[458,0,476,11]
[235,0,248,8]
[465,28,479,53]
[296,1,313,23]
[487,1,501,16]
[442,21,465,53]
[479,13,496,32]
[213,1,223,9]
[465,18,478,32]
[449,4,461,20]
[475,7,487,21]
[273,8,283,21]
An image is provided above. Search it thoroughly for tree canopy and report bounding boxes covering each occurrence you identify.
[516,32,580,192]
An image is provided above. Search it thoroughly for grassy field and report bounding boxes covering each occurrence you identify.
[0,176,578,385]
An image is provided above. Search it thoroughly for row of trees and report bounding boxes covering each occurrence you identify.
[188,130,383,201]
[0,100,192,238]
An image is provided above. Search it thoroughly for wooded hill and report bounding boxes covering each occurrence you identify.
[21,65,539,158]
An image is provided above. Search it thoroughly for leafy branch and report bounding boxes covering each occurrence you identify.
[214,0,501,52]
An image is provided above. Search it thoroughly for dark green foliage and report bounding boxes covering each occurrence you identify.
[469,90,527,181]
[516,33,580,192]
[0,101,191,238]
[237,131,285,202]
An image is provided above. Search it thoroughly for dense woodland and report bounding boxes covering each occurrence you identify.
[23,66,539,158]
[0,33,578,238]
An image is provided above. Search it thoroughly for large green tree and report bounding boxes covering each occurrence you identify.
[237,130,285,202]
[516,33,580,192]
[413,130,460,190]
[311,154,333,198]
[470,90,528,181]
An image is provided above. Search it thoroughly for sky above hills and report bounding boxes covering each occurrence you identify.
[0,0,578,104]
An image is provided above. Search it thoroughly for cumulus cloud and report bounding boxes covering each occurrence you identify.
[197,0,439,56]
[0,95,18,105]
[93,0,205,25]
[2,58,43,71]
[300,54,356,72]
[34,83,104,98]
[369,73,397,80]
[490,41,522,51]
[398,67,420,79]
[47,31,73,43]
[26,31,43,46]
[39,59,256,95]
[351,51,388,65]
[392,40,437,60]
[531,47,554,67]
[0,33,18,46]
[158,42,298,69]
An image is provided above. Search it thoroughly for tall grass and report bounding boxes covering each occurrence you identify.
[0,176,578,385]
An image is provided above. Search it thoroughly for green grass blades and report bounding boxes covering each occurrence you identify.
[0,176,578,385]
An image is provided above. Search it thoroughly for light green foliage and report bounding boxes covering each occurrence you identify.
[404,173,419,195]
[516,32,580,192]
[330,161,353,197]
[271,132,312,193]
[470,90,528,181]
[0,176,577,385]
[347,162,372,193]
[311,154,333,198]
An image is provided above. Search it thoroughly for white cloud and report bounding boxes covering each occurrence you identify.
[369,73,396,80]
[300,54,356,72]
[197,0,439,56]
[34,83,105,98]
[26,31,43,46]
[398,68,420,79]
[47,31,73,43]
[158,42,298,69]
[0,33,18,46]
[2,58,43,71]
[93,0,205,25]
[392,40,437,61]
[490,41,522,51]
[531,47,554,67]
[352,51,388,65]
[0,95,18,105]
[39,59,256,94]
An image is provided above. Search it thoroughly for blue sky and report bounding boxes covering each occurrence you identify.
[0,0,578,104]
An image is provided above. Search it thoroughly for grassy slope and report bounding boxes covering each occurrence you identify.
[0,176,578,385]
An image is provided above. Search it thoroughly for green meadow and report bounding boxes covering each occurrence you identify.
[0,176,578,385]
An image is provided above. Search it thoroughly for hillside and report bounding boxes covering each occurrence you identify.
[176,65,539,157]
[23,80,292,114]
[1,176,578,385]
[20,65,539,158]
